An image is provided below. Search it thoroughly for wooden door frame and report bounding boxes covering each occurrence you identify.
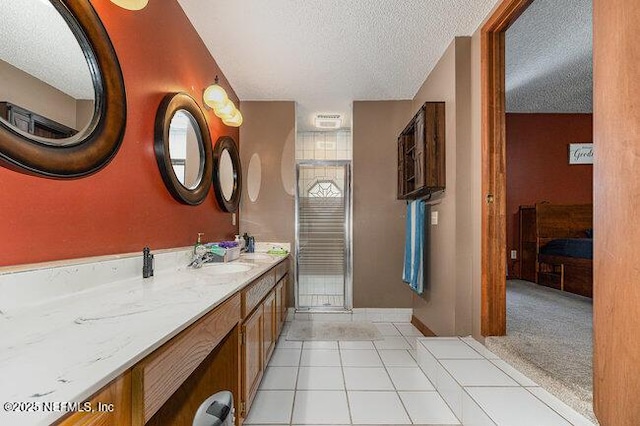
[481,0,533,336]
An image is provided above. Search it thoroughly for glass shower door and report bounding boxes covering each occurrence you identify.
[295,161,351,310]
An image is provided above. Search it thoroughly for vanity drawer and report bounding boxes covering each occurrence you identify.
[275,258,289,283]
[132,293,241,424]
[242,270,276,318]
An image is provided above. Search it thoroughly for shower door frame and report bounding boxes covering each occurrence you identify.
[294,160,352,312]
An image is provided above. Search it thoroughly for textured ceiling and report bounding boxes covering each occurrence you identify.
[0,1,94,100]
[506,0,592,113]
[178,0,499,130]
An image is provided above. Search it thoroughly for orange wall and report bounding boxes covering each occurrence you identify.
[506,113,593,277]
[0,1,238,267]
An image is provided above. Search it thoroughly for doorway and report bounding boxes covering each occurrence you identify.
[295,161,352,311]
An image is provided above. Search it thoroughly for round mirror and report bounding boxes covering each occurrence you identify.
[168,110,204,190]
[0,1,126,178]
[213,136,242,212]
[219,150,234,200]
[155,93,213,205]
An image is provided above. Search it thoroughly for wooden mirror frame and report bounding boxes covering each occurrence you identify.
[154,93,213,206]
[212,136,242,213]
[0,0,127,179]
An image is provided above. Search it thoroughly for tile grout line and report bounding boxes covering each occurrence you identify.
[373,334,414,424]
[287,332,303,426]
[339,339,354,424]
[522,385,594,425]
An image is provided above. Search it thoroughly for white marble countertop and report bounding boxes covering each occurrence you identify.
[0,251,288,426]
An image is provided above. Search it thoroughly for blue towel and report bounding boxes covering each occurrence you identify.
[402,200,424,294]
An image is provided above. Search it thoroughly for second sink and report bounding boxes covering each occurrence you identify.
[202,262,254,274]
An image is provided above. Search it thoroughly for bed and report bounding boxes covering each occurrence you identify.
[519,203,593,298]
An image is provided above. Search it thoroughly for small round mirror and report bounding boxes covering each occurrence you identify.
[155,93,213,205]
[213,136,241,212]
[168,110,204,190]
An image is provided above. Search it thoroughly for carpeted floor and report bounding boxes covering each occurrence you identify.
[485,279,597,423]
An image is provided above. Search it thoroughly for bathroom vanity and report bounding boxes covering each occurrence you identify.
[0,250,289,426]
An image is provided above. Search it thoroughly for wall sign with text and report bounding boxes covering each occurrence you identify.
[569,143,593,164]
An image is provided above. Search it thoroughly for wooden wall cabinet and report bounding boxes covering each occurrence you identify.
[397,102,445,199]
[0,102,76,139]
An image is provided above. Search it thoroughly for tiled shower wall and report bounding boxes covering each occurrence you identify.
[296,130,352,161]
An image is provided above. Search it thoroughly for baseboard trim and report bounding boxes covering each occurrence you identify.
[411,315,437,337]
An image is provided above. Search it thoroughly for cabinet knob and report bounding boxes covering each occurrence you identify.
[486,193,495,204]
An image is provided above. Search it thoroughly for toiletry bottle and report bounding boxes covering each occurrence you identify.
[235,234,245,251]
[242,232,249,248]
[247,236,255,253]
[194,233,206,257]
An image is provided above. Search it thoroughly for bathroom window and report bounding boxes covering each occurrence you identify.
[308,180,341,198]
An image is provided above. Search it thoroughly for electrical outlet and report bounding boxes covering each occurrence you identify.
[510,250,517,260]
[232,213,236,226]
[431,211,438,225]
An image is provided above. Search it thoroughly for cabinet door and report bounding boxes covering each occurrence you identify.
[413,108,425,188]
[425,102,446,188]
[242,305,263,416]
[58,373,131,426]
[397,136,405,198]
[262,291,276,365]
[275,280,283,337]
[280,275,288,323]
[9,108,32,133]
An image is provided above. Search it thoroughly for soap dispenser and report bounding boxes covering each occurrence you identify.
[194,233,206,258]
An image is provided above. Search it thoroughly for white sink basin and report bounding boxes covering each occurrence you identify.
[202,262,254,274]
[241,253,272,260]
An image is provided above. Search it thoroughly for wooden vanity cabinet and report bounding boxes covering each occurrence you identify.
[56,258,290,426]
[239,259,290,420]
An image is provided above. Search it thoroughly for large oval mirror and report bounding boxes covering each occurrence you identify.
[0,1,126,178]
[213,136,241,212]
[155,93,212,205]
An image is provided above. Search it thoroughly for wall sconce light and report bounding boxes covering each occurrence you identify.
[110,0,149,10]
[203,76,243,127]
[223,109,243,127]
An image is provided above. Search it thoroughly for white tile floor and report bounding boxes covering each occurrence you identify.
[244,321,595,426]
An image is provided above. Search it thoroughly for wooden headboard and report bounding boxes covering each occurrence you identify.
[536,203,593,239]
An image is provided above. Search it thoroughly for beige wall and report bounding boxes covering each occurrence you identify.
[239,101,296,303]
[239,101,295,243]
[0,59,85,130]
[76,99,94,131]
[352,101,414,308]
[407,37,475,336]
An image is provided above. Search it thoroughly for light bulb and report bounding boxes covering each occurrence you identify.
[203,83,228,109]
[110,0,149,10]
[214,99,235,118]
[223,109,243,127]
